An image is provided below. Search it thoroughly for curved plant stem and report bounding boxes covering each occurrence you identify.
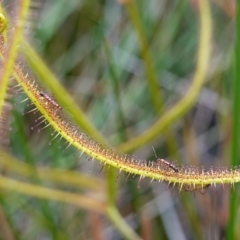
[0,0,29,122]
[21,41,106,144]
[1,0,237,194]
[0,175,105,213]
[227,1,240,239]
[118,0,212,153]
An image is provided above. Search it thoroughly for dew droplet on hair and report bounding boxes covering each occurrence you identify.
[49,132,60,145]
[38,122,51,132]
[30,118,46,131]
[34,115,44,123]
[22,107,38,116]
[19,97,29,104]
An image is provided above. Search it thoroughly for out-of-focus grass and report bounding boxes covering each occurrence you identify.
[0,0,237,239]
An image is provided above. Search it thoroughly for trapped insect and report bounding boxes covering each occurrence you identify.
[152,147,179,172]
[157,158,179,172]
[39,91,62,110]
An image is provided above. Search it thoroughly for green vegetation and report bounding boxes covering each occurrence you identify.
[0,0,238,239]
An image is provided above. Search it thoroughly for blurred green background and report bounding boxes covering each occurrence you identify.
[0,0,238,239]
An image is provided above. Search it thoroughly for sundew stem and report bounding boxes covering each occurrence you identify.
[1,0,240,192]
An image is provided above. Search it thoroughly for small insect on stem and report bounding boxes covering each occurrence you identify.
[157,158,179,173]
[39,91,62,110]
[152,147,179,172]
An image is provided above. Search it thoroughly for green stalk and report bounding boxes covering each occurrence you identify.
[227,1,240,239]
[0,0,29,123]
